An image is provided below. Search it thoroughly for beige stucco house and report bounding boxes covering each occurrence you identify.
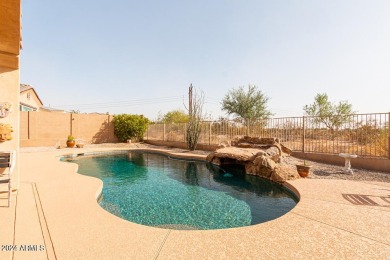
[19,84,43,111]
[0,0,22,190]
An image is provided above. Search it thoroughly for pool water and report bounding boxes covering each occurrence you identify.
[64,151,298,230]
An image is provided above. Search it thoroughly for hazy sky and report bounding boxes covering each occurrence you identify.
[21,0,390,120]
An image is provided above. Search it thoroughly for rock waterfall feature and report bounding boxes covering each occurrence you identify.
[206,136,299,183]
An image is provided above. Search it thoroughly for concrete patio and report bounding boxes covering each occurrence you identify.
[1,147,389,259]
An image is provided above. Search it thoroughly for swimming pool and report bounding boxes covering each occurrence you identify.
[64,151,298,230]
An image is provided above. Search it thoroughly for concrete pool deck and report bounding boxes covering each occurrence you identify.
[1,147,390,259]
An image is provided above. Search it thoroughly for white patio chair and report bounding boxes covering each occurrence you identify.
[0,150,15,207]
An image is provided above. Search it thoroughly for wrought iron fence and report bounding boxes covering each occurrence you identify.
[146,113,390,158]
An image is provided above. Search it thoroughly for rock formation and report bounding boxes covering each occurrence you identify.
[206,136,299,183]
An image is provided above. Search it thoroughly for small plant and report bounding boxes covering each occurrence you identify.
[66,135,76,148]
[296,160,311,177]
[302,160,310,166]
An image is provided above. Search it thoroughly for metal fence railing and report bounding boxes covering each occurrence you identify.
[146,113,390,158]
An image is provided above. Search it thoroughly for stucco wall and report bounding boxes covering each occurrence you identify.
[0,0,21,190]
[0,67,20,189]
[20,111,118,147]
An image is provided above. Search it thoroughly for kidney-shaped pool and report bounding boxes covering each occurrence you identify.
[63,151,298,230]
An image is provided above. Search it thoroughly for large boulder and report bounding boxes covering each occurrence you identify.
[207,147,262,162]
[207,136,297,183]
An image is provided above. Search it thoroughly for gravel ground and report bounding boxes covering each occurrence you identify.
[21,143,390,183]
[282,155,390,183]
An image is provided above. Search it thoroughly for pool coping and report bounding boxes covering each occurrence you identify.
[1,146,390,259]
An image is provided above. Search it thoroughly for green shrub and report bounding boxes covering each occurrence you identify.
[113,114,149,142]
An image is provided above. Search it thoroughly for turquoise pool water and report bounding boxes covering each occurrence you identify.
[64,151,298,230]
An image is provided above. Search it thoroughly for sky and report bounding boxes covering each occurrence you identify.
[20,0,390,120]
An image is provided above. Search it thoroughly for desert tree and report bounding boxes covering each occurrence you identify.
[157,109,189,124]
[303,93,355,137]
[221,84,272,125]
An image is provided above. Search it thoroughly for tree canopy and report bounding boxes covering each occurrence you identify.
[221,85,272,123]
[159,110,189,124]
[303,93,355,132]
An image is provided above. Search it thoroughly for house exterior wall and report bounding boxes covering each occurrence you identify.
[0,1,20,69]
[20,89,42,111]
[0,0,21,190]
